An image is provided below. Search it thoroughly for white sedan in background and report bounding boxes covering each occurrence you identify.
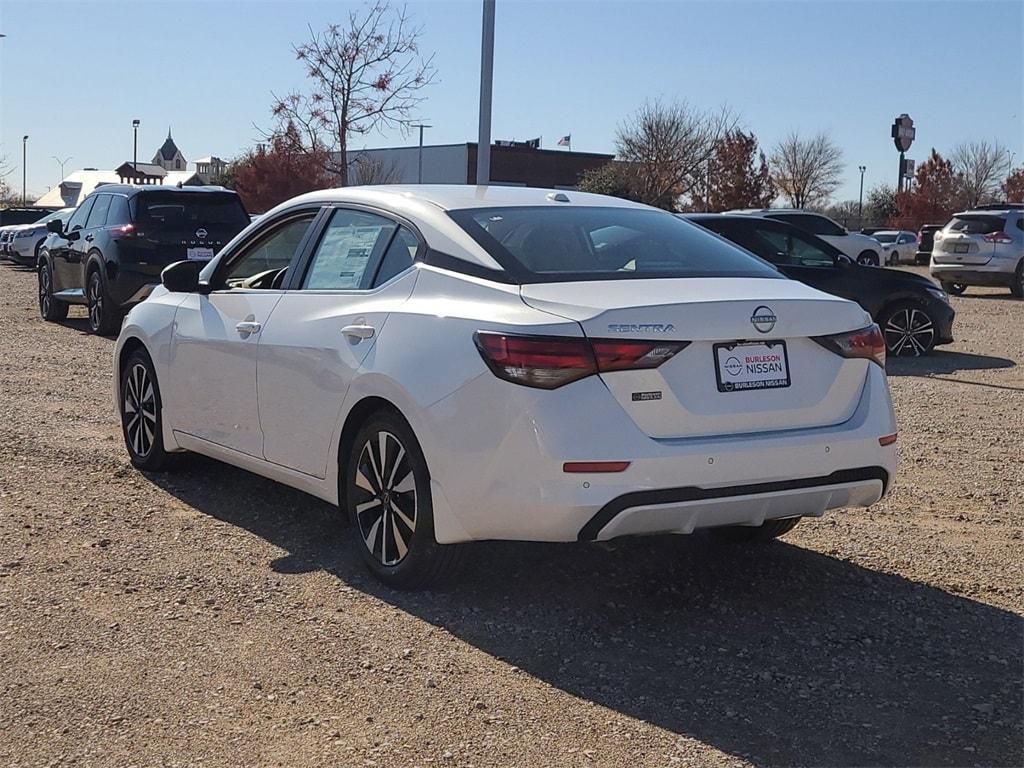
[115,185,898,588]
[872,230,919,265]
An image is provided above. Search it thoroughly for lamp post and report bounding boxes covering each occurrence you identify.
[132,119,141,175]
[52,155,73,181]
[412,123,431,183]
[858,165,866,227]
[476,0,495,185]
[22,135,28,205]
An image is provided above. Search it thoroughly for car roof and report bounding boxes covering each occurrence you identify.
[725,208,819,215]
[85,184,238,198]
[953,208,1018,216]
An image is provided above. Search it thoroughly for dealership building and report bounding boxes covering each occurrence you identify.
[348,141,614,189]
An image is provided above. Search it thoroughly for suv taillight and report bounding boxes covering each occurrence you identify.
[982,231,1013,244]
[813,324,886,368]
[107,223,136,236]
[473,332,688,389]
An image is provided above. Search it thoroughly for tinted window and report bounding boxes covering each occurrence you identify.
[948,215,1006,235]
[132,192,248,227]
[373,225,418,286]
[107,196,130,225]
[776,213,845,237]
[224,215,315,285]
[449,207,779,282]
[86,195,112,228]
[749,225,837,267]
[67,198,96,231]
[873,233,897,243]
[303,209,397,290]
[898,234,915,244]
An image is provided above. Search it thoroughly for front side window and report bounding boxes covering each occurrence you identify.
[302,209,398,290]
[67,197,96,231]
[448,206,779,282]
[751,226,837,267]
[223,215,315,285]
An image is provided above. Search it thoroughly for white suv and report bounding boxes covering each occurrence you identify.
[930,206,1024,297]
[731,209,884,266]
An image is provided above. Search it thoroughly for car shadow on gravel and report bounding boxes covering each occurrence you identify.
[887,350,1016,377]
[147,456,1023,768]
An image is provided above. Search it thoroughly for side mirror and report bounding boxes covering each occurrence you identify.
[65,228,81,241]
[161,260,202,293]
[46,219,64,235]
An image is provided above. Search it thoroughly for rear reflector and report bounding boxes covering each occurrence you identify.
[563,461,631,473]
[474,332,687,389]
[813,324,886,368]
[879,433,898,446]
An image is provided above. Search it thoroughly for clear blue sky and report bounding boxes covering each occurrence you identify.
[2,0,1022,201]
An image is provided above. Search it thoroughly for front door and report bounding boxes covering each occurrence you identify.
[257,210,420,477]
[164,214,319,457]
[51,196,95,293]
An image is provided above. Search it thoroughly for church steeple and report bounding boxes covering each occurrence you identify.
[153,127,186,171]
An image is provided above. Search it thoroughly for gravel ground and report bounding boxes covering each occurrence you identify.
[0,262,1021,768]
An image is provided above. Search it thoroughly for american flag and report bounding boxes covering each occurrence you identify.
[557,135,571,147]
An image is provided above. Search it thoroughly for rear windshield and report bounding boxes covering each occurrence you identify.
[131,192,248,227]
[947,215,1005,235]
[448,206,780,282]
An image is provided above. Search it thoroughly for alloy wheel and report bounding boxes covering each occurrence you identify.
[88,273,103,331]
[353,431,417,566]
[123,362,157,458]
[39,265,51,315]
[883,307,935,356]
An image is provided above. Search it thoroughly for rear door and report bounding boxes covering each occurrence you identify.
[933,215,1003,265]
[165,211,319,457]
[256,209,420,477]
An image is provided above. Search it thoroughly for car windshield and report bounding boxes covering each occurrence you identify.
[873,233,898,243]
[448,206,780,282]
[131,192,248,227]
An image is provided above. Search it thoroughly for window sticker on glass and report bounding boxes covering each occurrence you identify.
[304,213,396,290]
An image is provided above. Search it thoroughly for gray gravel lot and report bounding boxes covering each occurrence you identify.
[0,263,1021,767]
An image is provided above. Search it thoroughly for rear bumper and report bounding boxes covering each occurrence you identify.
[930,260,1017,286]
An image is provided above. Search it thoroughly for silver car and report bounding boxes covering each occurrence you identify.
[930,205,1024,297]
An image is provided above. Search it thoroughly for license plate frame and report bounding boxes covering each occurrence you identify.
[713,340,791,393]
[187,247,215,261]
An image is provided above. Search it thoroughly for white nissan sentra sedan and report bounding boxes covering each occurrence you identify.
[114,185,897,588]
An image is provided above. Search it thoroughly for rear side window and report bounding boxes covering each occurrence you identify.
[86,195,112,228]
[107,196,130,225]
[448,206,779,282]
[131,192,248,227]
[947,216,1006,235]
[302,209,398,290]
[373,226,418,286]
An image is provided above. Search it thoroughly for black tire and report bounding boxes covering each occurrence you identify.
[38,259,68,322]
[344,409,463,589]
[119,349,175,471]
[86,267,121,336]
[711,517,801,542]
[857,250,880,267]
[878,301,937,356]
[915,253,929,266]
[941,281,967,296]
[1011,260,1023,299]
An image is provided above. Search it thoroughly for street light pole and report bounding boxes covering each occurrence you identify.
[858,165,866,227]
[412,123,431,183]
[132,119,141,175]
[22,135,28,205]
[476,0,495,185]
[52,155,73,181]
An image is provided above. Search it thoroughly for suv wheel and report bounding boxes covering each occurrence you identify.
[1011,261,1023,299]
[120,349,174,471]
[879,302,936,356]
[344,410,463,589]
[711,517,801,542]
[38,260,68,322]
[87,268,121,335]
[941,282,967,296]
[857,250,880,266]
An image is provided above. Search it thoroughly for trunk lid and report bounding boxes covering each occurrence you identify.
[932,215,1005,265]
[521,278,874,439]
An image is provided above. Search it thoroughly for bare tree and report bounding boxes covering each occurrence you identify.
[0,152,15,205]
[614,100,737,210]
[769,131,844,208]
[270,2,436,186]
[349,153,404,185]
[950,139,1008,207]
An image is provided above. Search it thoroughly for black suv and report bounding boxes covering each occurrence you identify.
[39,186,249,334]
[686,214,956,356]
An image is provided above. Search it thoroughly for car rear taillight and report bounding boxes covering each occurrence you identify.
[982,231,1013,244]
[473,332,688,389]
[813,324,886,368]
[108,223,136,236]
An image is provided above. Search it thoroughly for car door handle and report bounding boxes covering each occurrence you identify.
[236,320,262,336]
[342,324,375,341]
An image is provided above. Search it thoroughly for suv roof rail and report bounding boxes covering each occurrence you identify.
[973,202,1024,210]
